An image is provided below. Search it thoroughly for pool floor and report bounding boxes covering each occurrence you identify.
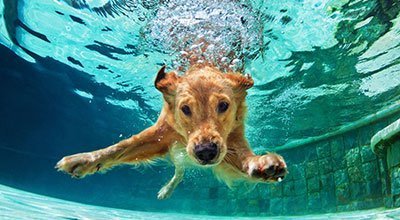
[0,184,399,219]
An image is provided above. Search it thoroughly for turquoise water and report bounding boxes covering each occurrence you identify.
[1,183,400,219]
[0,0,400,218]
[1,0,399,147]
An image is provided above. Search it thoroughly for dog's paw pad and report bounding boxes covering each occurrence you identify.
[55,153,97,178]
[248,153,287,182]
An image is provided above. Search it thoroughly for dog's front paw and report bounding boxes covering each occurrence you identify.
[55,153,101,178]
[247,153,287,182]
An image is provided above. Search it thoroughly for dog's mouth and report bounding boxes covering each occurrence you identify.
[197,152,221,166]
[193,142,222,165]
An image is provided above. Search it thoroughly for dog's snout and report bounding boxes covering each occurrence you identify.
[194,142,218,164]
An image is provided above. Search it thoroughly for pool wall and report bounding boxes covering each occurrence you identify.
[269,112,400,215]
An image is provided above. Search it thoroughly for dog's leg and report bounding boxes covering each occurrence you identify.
[56,122,178,178]
[157,145,185,200]
[223,130,288,182]
[157,165,184,200]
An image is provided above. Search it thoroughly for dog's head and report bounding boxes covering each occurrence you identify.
[155,65,253,166]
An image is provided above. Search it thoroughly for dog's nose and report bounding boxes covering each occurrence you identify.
[194,142,218,164]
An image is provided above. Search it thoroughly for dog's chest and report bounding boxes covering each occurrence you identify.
[169,144,197,167]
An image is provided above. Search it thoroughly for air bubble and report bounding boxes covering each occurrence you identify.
[144,0,263,72]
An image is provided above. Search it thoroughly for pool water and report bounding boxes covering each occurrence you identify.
[1,183,400,219]
[0,0,400,218]
[1,0,399,147]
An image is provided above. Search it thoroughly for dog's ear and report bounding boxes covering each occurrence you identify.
[225,73,254,91]
[155,66,180,96]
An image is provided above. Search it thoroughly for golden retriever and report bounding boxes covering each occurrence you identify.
[56,64,287,199]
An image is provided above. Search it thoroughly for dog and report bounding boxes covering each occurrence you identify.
[56,64,287,199]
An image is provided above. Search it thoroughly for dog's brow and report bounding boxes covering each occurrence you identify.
[187,82,211,105]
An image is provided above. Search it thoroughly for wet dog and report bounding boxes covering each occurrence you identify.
[56,65,287,199]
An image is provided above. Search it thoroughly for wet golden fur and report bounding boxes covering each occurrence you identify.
[56,64,287,199]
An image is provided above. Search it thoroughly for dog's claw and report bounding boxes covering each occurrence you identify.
[96,163,102,172]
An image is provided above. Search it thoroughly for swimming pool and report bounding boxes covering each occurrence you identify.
[0,0,399,218]
[1,184,400,219]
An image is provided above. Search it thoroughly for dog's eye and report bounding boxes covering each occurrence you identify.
[181,105,191,116]
[217,101,229,113]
